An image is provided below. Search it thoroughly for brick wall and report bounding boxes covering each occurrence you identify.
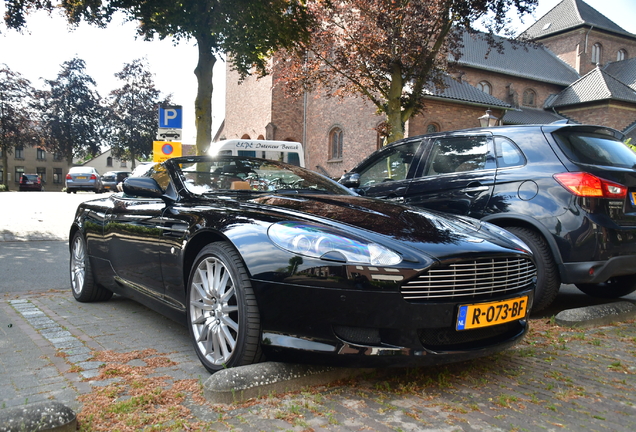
[461,68,565,109]
[408,101,504,136]
[223,66,272,140]
[557,101,636,131]
[304,92,383,177]
[539,29,636,75]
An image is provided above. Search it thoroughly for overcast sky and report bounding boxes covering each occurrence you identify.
[1,1,635,144]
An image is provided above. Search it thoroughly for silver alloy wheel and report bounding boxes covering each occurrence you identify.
[189,256,240,366]
[70,235,86,295]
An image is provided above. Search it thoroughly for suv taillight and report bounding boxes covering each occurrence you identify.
[554,172,627,199]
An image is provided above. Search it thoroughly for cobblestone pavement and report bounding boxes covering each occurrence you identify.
[1,289,635,431]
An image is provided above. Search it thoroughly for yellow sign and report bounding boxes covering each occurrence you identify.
[153,141,182,162]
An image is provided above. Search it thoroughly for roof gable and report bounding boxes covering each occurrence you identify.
[424,74,511,108]
[604,58,636,91]
[521,0,636,40]
[456,31,580,86]
[545,66,636,107]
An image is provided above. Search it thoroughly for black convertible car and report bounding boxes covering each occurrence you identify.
[69,156,536,373]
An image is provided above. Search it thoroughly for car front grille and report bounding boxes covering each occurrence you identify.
[401,257,536,302]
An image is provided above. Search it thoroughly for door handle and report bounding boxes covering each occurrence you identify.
[462,186,489,195]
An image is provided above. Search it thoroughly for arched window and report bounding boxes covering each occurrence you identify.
[426,123,440,133]
[592,43,602,64]
[329,127,343,160]
[241,134,251,139]
[522,89,536,107]
[617,49,627,61]
[477,81,492,95]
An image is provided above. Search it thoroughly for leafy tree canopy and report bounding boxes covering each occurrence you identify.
[0,64,38,189]
[37,57,107,164]
[274,0,538,144]
[108,58,168,167]
[5,0,312,154]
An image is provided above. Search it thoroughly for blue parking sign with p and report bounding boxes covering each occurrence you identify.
[158,106,183,129]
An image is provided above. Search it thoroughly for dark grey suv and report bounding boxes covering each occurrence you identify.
[340,124,636,311]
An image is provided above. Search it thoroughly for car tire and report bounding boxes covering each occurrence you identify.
[66,189,71,194]
[70,232,113,302]
[506,226,560,312]
[186,242,262,373]
[575,276,636,299]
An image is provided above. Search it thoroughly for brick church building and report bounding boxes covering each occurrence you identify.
[219,0,636,179]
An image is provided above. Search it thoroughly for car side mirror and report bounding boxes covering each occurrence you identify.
[339,172,361,188]
[122,177,164,199]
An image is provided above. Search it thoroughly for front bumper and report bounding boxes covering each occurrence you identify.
[254,281,533,367]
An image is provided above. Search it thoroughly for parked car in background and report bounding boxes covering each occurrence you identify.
[340,123,636,312]
[65,166,104,194]
[101,171,130,192]
[19,174,44,191]
[69,155,536,373]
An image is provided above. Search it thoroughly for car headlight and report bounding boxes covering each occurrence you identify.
[480,222,531,253]
[268,221,402,265]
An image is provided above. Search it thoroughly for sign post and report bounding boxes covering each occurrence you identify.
[153,141,183,163]
[158,105,183,129]
[155,105,183,162]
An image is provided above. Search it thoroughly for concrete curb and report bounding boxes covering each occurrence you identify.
[203,362,372,404]
[555,300,636,328]
[0,401,76,432]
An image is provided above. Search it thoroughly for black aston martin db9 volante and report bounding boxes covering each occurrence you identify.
[69,155,536,373]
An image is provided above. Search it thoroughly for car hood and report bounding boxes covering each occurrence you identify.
[247,194,529,261]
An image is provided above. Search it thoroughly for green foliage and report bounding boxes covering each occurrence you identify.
[0,64,39,192]
[36,57,108,164]
[4,1,312,154]
[108,58,168,163]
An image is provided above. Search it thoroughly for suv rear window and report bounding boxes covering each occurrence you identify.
[552,129,636,168]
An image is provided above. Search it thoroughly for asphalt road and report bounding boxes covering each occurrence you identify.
[0,191,106,293]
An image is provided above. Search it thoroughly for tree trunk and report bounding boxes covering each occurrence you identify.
[385,63,405,144]
[2,151,9,191]
[194,34,216,156]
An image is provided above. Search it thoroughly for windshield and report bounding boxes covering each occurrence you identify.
[552,129,636,168]
[175,157,354,196]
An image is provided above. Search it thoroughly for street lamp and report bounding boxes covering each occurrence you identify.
[478,109,500,127]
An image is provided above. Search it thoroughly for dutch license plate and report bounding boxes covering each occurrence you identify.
[76,176,87,180]
[456,296,528,330]
[631,192,636,206]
